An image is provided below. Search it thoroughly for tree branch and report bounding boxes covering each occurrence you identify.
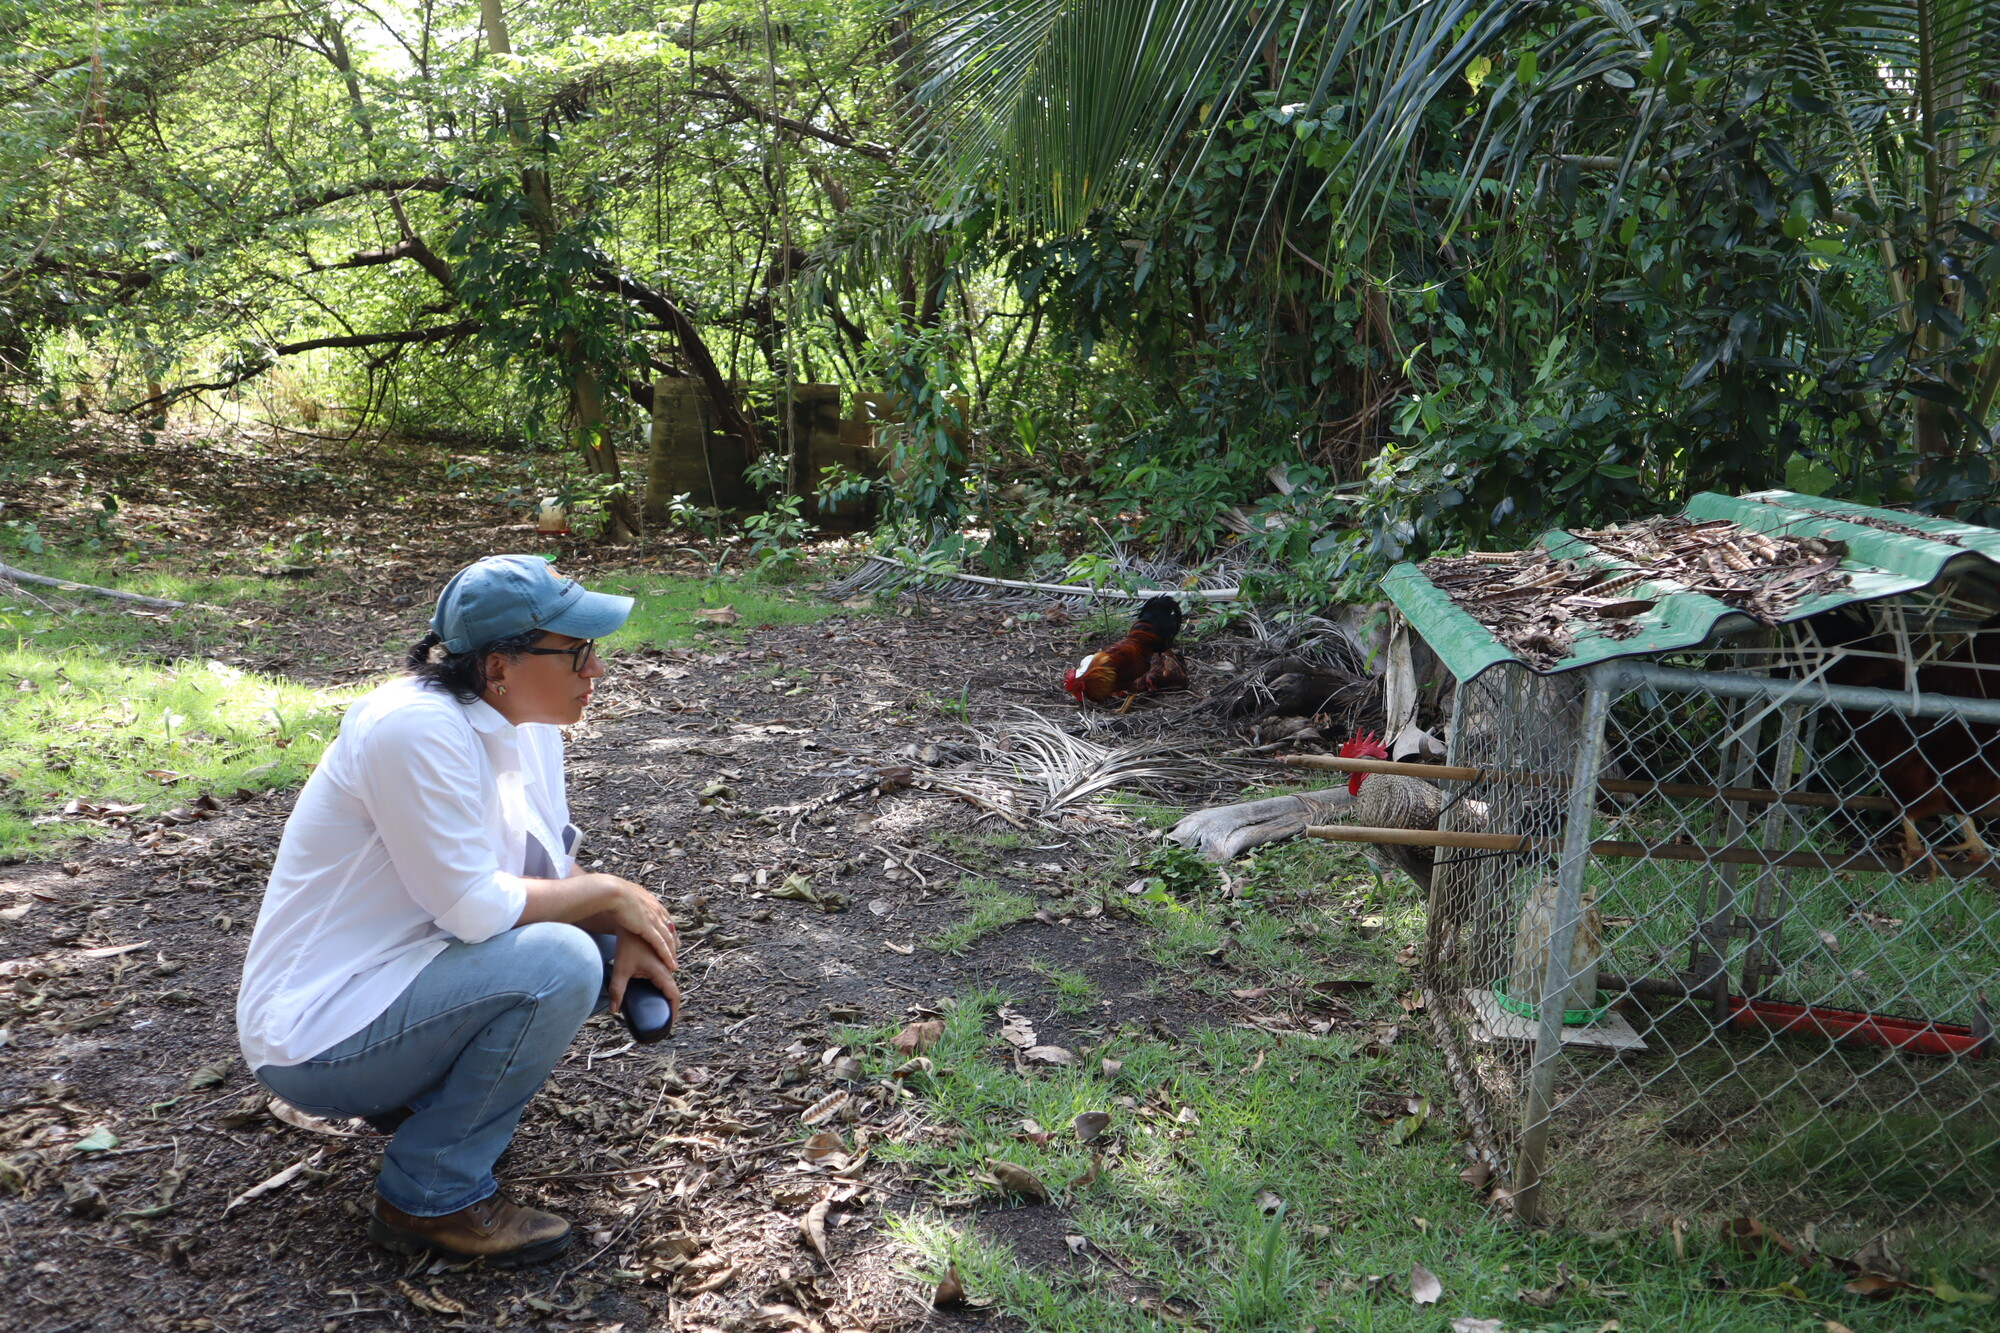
[313,234,457,294]
[583,270,764,465]
[119,320,482,415]
[694,69,896,162]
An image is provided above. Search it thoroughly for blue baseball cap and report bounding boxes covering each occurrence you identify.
[430,555,634,654]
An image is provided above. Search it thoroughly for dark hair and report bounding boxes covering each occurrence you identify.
[406,628,545,703]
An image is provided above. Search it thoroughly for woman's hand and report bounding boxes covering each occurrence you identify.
[517,872,677,969]
[608,928,682,1015]
[600,876,678,969]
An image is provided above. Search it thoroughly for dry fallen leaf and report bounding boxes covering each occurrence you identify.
[1072,1111,1111,1144]
[396,1281,472,1317]
[1459,1160,1494,1190]
[1518,1262,1577,1308]
[1024,1044,1077,1067]
[1847,1234,1906,1278]
[800,1090,851,1127]
[1385,1096,1430,1146]
[997,1008,1038,1049]
[802,1129,846,1162]
[1451,1320,1505,1333]
[223,1151,323,1215]
[1411,1262,1443,1306]
[771,1180,825,1208]
[681,1264,738,1295]
[1100,1057,1125,1079]
[983,1158,1051,1202]
[891,1056,935,1080]
[771,874,818,902]
[1254,1190,1284,1215]
[1015,1119,1055,1146]
[267,1098,356,1137]
[933,1263,966,1309]
[801,1197,832,1262]
[186,1059,234,1090]
[891,1020,943,1055]
[64,1179,108,1218]
[77,941,150,959]
[1721,1216,1795,1256]
[693,606,741,626]
[883,940,915,955]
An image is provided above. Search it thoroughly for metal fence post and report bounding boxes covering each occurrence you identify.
[1511,666,1613,1225]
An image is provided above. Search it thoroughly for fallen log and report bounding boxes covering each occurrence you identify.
[0,562,202,611]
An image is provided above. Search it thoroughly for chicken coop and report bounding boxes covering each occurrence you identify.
[1369,491,2000,1253]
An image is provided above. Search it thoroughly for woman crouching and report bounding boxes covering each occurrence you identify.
[235,555,681,1265]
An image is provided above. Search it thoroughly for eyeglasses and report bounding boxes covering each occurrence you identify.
[520,639,598,673]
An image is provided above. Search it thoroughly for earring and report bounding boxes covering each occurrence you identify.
[494,684,508,696]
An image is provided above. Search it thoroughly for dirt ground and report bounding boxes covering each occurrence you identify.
[0,424,1270,1333]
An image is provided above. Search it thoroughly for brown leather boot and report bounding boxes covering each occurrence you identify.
[368,1194,572,1266]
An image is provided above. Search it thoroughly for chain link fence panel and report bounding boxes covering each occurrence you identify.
[1423,592,2000,1256]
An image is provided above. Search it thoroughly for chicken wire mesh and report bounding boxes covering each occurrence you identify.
[1424,592,2000,1257]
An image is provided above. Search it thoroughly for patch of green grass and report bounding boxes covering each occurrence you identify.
[0,565,364,855]
[1100,792,1185,828]
[1,553,333,627]
[867,901,1999,1333]
[1027,960,1099,1014]
[0,637,359,855]
[932,830,1040,872]
[926,681,971,720]
[928,877,1036,954]
[600,574,855,648]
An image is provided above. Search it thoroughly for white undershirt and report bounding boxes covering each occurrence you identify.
[235,676,572,1069]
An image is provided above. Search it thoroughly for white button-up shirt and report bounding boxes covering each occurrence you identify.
[236,676,573,1069]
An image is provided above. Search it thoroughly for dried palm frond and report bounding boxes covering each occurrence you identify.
[960,706,1258,815]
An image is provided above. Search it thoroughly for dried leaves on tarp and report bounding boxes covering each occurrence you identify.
[1421,516,1851,670]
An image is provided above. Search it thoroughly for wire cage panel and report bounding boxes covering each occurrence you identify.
[1425,604,2000,1254]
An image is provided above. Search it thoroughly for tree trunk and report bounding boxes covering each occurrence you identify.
[481,0,637,541]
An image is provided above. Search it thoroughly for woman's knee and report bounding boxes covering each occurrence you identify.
[508,922,603,1007]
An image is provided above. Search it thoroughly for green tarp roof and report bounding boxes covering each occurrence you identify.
[1382,490,2000,682]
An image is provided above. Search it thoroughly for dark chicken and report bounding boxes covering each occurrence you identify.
[1820,608,2000,866]
[1340,731,1447,893]
[1063,596,1186,710]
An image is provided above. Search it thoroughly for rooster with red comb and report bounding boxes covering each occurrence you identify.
[1339,730,1447,893]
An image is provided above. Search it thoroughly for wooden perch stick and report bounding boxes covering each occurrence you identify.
[0,562,200,611]
[1303,824,1949,876]
[1281,754,1482,782]
[1278,754,1899,814]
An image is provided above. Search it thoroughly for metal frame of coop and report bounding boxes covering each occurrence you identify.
[1360,492,2000,1253]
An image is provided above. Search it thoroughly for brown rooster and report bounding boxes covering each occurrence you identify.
[1820,609,2000,867]
[1063,595,1186,711]
[1341,730,1447,893]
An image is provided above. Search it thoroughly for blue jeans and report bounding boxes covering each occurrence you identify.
[255,923,609,1217]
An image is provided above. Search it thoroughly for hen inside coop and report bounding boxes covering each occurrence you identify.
[1374,490,2000,1255]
